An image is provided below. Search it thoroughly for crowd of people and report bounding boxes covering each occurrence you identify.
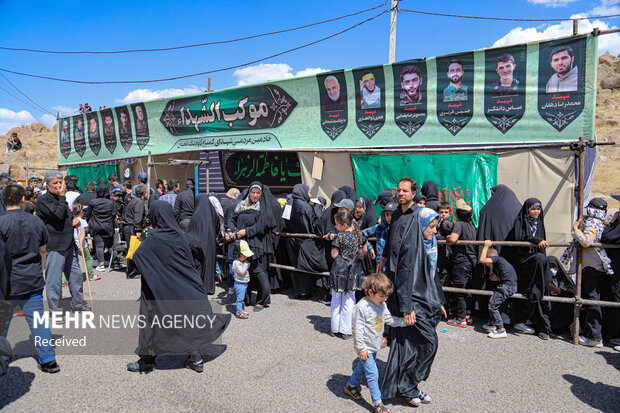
[0,169,619,410]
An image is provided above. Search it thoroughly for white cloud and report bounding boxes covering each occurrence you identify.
[588,0,620,16]
[493,15,620,55]
[233,63,329,86]
[0,108,35,135]
[528,0,578,6]
[41,113,57,129]
[115,85,206,104]
[52,105,77,117]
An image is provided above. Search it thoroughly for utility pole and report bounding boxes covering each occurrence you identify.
[389,0,399,63]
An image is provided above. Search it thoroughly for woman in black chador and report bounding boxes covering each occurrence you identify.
[502,198,553,339]
[127,201,229,373]
[226,181,279,311]
[285,184,317,299]
[186,195,220,295]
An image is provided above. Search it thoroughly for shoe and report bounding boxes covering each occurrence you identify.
[90,274,102,281]
[61,282,68,287]
[578,336,603,348]
[609,338,620,346]
[408,391,432,407]
[253,305,265,312]
[488,328,508,339]
[13,310,23,317]
[447,318,467,328]
[513,323,535,334]
[466,316,474,326]
[538,332,550,340]
[318,299,331,306]
[127,359,156,372]
[40,360,60,373]
[329,332,342,338]
[95,265,105,272]
[71,305,91,313]
[343,384,363,400]
[614,345,620,352]
[341,334,353,340]
[113,264,123,271]
[185,359,204,373]
[227,288,235,295]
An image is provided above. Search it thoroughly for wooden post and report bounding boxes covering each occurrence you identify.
[573,19,579,36]
[572,137,585,344]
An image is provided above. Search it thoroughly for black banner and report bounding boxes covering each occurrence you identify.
[317,71,348,140]
[353,66,386,139]
[220,151,301,191]
[484,45,527,134]
[436,52,474,136]
[59,118,71,159]
[132,103,150,150]
[86,112,101,155]
[101,109,117,154]
[115,106,133,152]
[393,60,427,137]
[72,115,86,157]
[537,36,586,132]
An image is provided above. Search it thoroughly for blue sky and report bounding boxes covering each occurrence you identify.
[1,0,619,134]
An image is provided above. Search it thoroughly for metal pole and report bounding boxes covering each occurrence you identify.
[573,19,579,35]
[388,0,398,63]
[194,165,199,196]
[147,151,152,210]
[25,155,29,183]
[206,161,210,194]
[572,137,585,344]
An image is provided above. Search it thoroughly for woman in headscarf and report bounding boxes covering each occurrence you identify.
[381,207,445,408]
[353,196,378,230]
[338,185,358,205]
[226,181,278,310]
[128,201,229,373]
[186,195,220,295]
[601,202,620,340]
[297,190,347,304]
[473,184,521,320]
[285,184,317,299]
[413,193,427,208]
[421,180,440,212]
[502,198,553,339]
[84,183,118,272]
[310,196,327,220]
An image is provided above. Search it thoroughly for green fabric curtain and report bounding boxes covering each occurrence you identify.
[67,164,118,192]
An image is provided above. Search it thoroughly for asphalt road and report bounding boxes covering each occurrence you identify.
[1,269,619,412]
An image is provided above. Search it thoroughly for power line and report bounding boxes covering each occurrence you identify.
[0,72,54,115]
[0,9,389,85]
[0,2,389,55]
[399,8,620,22]
[0,82,50,116]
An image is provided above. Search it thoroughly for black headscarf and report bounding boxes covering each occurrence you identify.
[132,201,229,354]
[317,190,346,236]
[232,181,279,256]
[476,184,521,254]
[421,180,440,211]
[356,196,378,230]
[291,184,310,203]
[186,195,219,294]
[602,215,620,274]
[504,197,547,260]
[96,183,109,198]
[311,197,327,219]
[338,185,358,204]
[413,193,427,205]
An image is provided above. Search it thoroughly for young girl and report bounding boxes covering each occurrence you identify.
[72,204,100,282]
[232,240,254,319]
[330,210,367,339]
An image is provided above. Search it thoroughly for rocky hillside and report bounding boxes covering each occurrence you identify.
[1,54,619,201]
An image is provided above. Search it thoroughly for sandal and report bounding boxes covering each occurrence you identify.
[343,384,363,400]
[235,311,248,319]
[374,402,390,413]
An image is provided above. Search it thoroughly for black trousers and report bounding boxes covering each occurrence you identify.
[245,255,271,307]
[581,266,604,341]
[451,261,473,319]
[92,234,113,265]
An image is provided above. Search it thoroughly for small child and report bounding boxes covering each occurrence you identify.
[232,240,254,319]
[436,203,453,287]
[446,199,477,328]
[330,210,367,339]
[362,202,397,269]
[343,273,406,413]
[72,204,100,281]
[479,240,517,339]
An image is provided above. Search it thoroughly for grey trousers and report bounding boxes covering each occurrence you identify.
[45,248,85,312]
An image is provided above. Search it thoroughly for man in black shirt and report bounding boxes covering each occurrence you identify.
[124,185,147,279]
[36,171,86,314]
[0,184,59,373]
[74,182,96,213]
[174,178,196,229]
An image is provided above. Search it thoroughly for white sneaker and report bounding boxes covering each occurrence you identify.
[578,336,603,348]
[95,265,105,272]
[409,391,432,407]
[614,345,620,352]
[513,323,535,334]
[609,338,620,346]
[488,329,508,339]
